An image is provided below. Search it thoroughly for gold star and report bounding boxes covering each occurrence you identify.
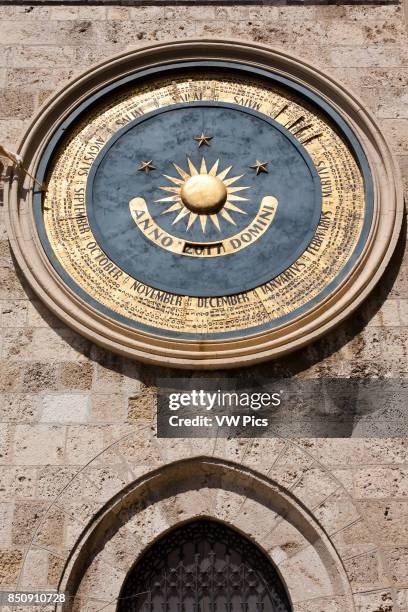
[194,133,213,148]
[250,160,269,175]
[138,160,156,174]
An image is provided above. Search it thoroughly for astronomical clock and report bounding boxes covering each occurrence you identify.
[7,41,402,368]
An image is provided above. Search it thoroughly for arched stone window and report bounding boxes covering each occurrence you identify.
[117,519,291,611]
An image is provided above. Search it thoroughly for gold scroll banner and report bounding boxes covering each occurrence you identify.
[129,196,278,258]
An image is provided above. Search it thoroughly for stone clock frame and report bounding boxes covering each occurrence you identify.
[5,40,403,369]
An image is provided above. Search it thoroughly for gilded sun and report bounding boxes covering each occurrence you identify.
[155,158,251,233]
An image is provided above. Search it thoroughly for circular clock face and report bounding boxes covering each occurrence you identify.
[12,43,400,367]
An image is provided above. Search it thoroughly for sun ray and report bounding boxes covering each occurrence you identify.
[227,186,251,193]
[224,202,247,214]
[199,215,208,232]
[226,194,249,202]
[186,213,198,230]
[209,160,220,176]
[159,157,253,234]
[209,214,221,231]
[224,174,244,186]
[220,209,236,225]
[217,166,232,181]
[173,163,190,181]
[187,158,199,176]
[159,186,180,194]
[162,202,183,214]
[163,174,184,186]
[172,208,190,225]
[155,195,181,203]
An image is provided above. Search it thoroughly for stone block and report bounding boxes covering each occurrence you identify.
[354,467,408,499]
[47,552,65,587]
[65,426,104,465]
[274,443,315,469]
[0,361,22,392]
[229,496,278,544]
[0,266,28,299]
[383,547,408,584]
[1,300,28,327]
[12,6,50,20]
[278,545,333,602]
[41,393,89,424]
[26,300,65,329]
[354,590,393,612]
[0,503,13,546]
[0,467,36,500]
[12,501,47,546]
[22,363,58,393]
[313,489,361,535]
[267,467,304,490]
[265,519,307,563]
[381,119,408,155]
[90,394,126,423]
[331,518,377,560]
[82,466,128,503]
[106,6,129,21]
[345,5,402,21]
[0,424,12,464]
[344,550,381,589]
[50,6,79,20]
[0,394,39,423]
[364,299,402,327]
[6,67,76,91]
[397,589,408,609]
[400,299,408,325]
[3,328,90,362]
[55,496,99,526]
[358,500,408,545]
[20,548,48,588]
[13,425,65,465]
[34,505,65,549]
[127,389,156,424]
[11,45,76,69]
[92,353,124,392]
[0,88,35,120]
[37,466,77,500]
[0,549,23,586]
[293,598,348,612]
[328,45,408,68]
[59,362,93,391]
[292,467,339,509]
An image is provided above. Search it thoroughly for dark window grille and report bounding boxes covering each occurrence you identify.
[117,519,292,612]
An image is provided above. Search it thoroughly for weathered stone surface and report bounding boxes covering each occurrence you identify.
[0,503,13,547]
[20,548,48,588]
[41,393,89,424]
[127,388,156,423]
[37,465,77,499]
[0,361,22,392]
[0,467,36,500]
[0,550,23,586]
[22,362,58,393]
[65,426,104,465]
[90,393,126,422]
[11,501,47,546]
[47,552,65,587]
[59,361,93,390]
[13,425,65,465]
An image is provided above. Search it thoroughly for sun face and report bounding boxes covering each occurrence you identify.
[155,158,251,233]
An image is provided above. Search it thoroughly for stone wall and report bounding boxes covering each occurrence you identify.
[0,3,408,610]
